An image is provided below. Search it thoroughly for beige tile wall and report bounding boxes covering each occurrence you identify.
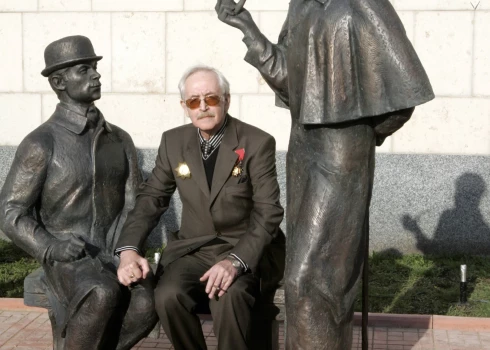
[0,0,488,153]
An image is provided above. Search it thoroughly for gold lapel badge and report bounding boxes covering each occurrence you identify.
[175,162,191,179]
[232,148,245,177]
[232,165,243,177]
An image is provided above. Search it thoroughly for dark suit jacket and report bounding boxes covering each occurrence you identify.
[116,115,285,279]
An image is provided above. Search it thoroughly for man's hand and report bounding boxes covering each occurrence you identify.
[117,250,151,286]
[215,0,257,34]
[45,235,86,263]
[200,259,238,298]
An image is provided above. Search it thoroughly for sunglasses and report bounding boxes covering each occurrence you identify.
[184,95,223,110]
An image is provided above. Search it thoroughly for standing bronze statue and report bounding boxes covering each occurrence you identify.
[216,0,434,349]
[0,36,157,350]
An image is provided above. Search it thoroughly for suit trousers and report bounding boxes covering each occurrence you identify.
[284,118,376,350]
[155,242,260,350]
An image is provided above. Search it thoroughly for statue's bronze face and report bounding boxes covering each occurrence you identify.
[64,61,102,104]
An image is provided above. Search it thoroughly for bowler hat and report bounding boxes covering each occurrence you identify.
[41,35,103,77]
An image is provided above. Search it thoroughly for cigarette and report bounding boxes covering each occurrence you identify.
[235,0,246,13]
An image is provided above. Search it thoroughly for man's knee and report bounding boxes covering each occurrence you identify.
[155,281,193,314]
[88,281,122,310]
[220,283,256,309]
[131,286,156,315]
[126,288,158,330]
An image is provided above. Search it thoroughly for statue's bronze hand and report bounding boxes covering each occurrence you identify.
[45,234,86,263]
[373,107,415,146]
[216,0,257,35]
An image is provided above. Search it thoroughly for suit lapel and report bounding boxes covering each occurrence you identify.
[209,117,239,206]
[184,128,210,198]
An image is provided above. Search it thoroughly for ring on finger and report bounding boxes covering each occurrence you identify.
[130,273,135,279]
[214,285,221,290]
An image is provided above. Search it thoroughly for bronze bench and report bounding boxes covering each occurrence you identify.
[24,267,284,350]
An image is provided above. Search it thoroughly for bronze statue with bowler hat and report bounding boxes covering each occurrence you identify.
[0,35,157,350]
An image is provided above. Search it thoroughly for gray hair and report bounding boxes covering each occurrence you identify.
[178,65,230,99]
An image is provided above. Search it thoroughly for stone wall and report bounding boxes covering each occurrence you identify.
[0,0,489,153]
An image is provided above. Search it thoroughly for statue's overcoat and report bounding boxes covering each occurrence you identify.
[0,103,141,332]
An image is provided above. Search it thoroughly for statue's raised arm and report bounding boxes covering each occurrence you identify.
[216,0,290,106]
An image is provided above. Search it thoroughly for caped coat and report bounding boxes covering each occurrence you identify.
[115,116,285,280]
[244,0,434,124]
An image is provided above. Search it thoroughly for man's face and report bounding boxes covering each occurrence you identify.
[181,70,230,139]
[63,61,102,104]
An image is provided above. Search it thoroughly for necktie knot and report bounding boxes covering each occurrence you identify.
[202,141,215,159]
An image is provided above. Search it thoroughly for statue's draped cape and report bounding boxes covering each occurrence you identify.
[280,0,434,124]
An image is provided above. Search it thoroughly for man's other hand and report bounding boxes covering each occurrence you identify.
[200,260,238,298]
[117,250,150,286]
[45,235,86,263]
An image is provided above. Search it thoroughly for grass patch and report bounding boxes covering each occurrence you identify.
[2,240,490,317]
[355,251,490,317]
[0,240,40,297]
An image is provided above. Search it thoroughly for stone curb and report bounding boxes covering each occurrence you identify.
[1,298,489,331]
[0,298,47,312]
[352,312,490,332]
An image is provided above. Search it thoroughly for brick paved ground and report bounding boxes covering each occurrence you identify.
[2,310,490,349]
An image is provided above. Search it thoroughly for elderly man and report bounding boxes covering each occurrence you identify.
[115,65,285,350]
[216,0,435,349]
[0,35,157,350]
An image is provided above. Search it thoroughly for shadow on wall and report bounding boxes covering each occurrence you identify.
[403,173,490,255]
[364,173,490,315]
